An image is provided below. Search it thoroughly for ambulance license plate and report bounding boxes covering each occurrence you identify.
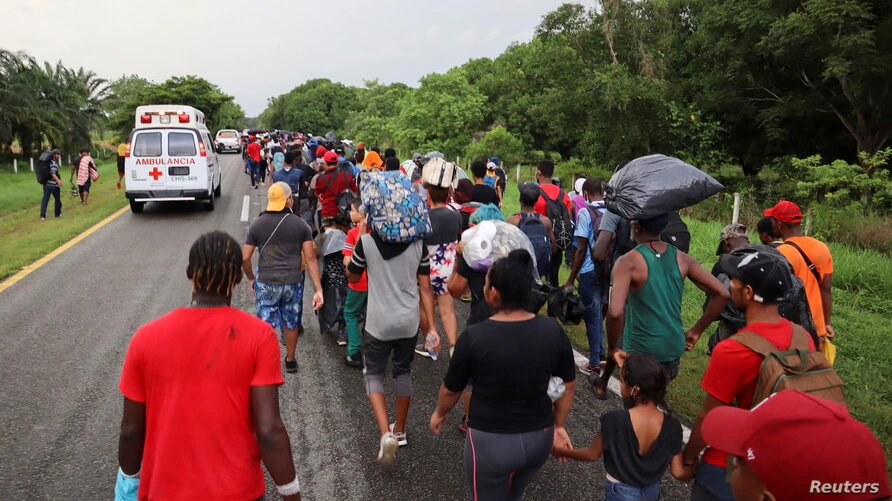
[168,166,189,176]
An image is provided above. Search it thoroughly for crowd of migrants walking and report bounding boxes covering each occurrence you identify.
[113,130,890,501]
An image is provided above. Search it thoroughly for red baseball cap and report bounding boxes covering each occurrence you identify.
[323,151,339,163]
[316,146,327,157]
[358,142,365,149]
[763,200,803,224]
[703,390,890,500]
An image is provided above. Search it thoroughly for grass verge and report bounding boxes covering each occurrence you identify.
[0,160,128,280]
[497,179,892,473]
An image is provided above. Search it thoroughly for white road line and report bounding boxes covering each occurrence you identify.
[240,195,250,222]
[572,348,692,442]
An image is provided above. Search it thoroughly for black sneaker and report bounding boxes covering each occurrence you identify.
[344,353,363,368]
[336,331,348,346]
[284,358,298,373]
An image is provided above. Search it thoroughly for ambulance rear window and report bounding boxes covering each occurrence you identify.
[218,131,237,138]
[133,132,162,157]
[168,132,197,156]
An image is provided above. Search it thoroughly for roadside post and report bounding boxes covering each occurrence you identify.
[30,157,34,172]
[13,158,17,174]
[732,192,740,224]
[516,164,520,183]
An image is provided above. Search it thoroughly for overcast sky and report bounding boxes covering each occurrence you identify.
[3,0,570,116]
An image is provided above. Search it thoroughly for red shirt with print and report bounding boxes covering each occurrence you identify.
[119,307,284,501]
[316,169,358,217]
[533,183,573,217]
[344,226,368,291]
[699,318,814,468]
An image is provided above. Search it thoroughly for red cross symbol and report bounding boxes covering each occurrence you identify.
[148,167,163,181]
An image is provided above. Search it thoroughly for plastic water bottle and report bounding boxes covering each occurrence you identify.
[425,332,439,361]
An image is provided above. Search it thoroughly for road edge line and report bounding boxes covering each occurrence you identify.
[0,205,130,294]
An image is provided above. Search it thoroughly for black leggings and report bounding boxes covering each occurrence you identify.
[464,426,553,501]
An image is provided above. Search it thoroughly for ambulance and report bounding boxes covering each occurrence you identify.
[123,105,222,213]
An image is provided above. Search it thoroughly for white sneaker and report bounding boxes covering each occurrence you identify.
[414,343,433,358]
[377,432,399,464]
[389,423,408,447]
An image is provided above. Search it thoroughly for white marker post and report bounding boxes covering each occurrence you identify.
[732,192,741,224]
[13,158,17,174]
[30,157,34,172]
[516,164,520,183]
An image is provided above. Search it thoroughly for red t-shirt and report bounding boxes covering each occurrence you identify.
[119,307,284,500]
[246,142,261,162]
[699,319,814,467]
[316,169,358,217]
[533,183,573,217]
[343,226,368,291]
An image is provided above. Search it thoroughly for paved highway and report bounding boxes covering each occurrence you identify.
[0,154,691,500]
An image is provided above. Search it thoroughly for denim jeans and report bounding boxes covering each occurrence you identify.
[40,184,62,218]
[691,462,734,501]
[579,271,604,366]
[605,478,660,501]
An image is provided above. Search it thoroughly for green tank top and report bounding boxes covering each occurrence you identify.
[623,243,685,362]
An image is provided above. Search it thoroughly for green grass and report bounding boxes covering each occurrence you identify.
[0,160,128,279]
[499,179,892,473]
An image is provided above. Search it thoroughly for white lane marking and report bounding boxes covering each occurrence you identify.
[240,195,250,222]
[572,348,691,442]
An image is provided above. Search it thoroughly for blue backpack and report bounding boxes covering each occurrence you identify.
[360,171,432,243]
[517,212,551,278]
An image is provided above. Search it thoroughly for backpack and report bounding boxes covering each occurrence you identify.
[731,324,845,408]
[517,213,551,278]
[661,213,690,253]
[538,187,573,250]
[360,171,432,243]
[36,150,53,184]
[421,157,459,188]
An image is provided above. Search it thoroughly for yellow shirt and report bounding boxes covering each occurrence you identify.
[117,143,128,156]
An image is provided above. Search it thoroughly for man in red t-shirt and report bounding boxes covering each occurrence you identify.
[117,232,301,501]
[314,150,357,219]
[533,159,574,286]
[246,137,262,189]
[682,247,814,501]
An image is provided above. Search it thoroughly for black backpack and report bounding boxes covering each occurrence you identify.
[538,187,574,250]
[35,150,54,184]
[517,213,552,278]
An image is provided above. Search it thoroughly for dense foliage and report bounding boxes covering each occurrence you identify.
[258,0,892,213]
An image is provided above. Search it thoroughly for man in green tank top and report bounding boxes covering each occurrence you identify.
[592,214,728,399]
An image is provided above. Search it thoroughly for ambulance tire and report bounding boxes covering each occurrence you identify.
[214,179,222,198]
[129,200,144,213]
[204,192,215,211]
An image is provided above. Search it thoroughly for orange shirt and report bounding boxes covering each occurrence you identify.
[777,236,833,336]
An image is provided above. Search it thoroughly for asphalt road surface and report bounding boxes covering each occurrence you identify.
[0,154,692,500]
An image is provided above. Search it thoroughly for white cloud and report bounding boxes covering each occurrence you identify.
[1,0,569,115]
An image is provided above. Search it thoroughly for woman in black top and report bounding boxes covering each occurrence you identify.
[431,250,576,501]
[553,353,693,500]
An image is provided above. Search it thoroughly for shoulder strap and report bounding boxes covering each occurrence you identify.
[260,213,291,254]
[783,241,821,283]
[730,331,779,357]
[789,323,812,351]
[538,186,557,203]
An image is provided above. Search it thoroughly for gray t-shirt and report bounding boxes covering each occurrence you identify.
[599,210,621,234]
[348,234,430,341]
[245,211,312,284]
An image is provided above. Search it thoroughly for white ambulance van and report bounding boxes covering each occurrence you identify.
[123,105,222,213]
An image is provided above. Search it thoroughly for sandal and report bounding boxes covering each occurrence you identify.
[590,374,608,401]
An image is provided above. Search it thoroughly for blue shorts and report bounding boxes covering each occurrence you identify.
[254,279,303,330]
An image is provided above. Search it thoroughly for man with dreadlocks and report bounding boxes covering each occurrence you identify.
[117,231,302,501]
[243,182,324,373]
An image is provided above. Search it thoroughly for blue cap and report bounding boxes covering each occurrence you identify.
[308,139,317,147]
[490,156,500,165]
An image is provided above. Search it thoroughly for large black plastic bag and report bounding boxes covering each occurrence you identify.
[604,154,724,220]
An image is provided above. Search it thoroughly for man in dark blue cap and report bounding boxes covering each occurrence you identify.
[592,214,729,399]
[489,156,507,194]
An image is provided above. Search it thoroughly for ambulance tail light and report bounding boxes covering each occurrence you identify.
[140,115,151,124]
[198,140,207,157]
[178,113,190,123]
[124,141,131,158]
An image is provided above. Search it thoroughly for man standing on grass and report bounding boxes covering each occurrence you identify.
[116,140,127,189]
[39,149,63,221]
[73,148,95,205]
[682,247,814,501]
[764,200,835,347]
[533,159,574,287]
[242,182,324,373]
[117,231,302,501]
[592,214,728,399]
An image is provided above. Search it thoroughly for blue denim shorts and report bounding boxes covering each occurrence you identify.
[604,477,660,501]
[254,279,303,330]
